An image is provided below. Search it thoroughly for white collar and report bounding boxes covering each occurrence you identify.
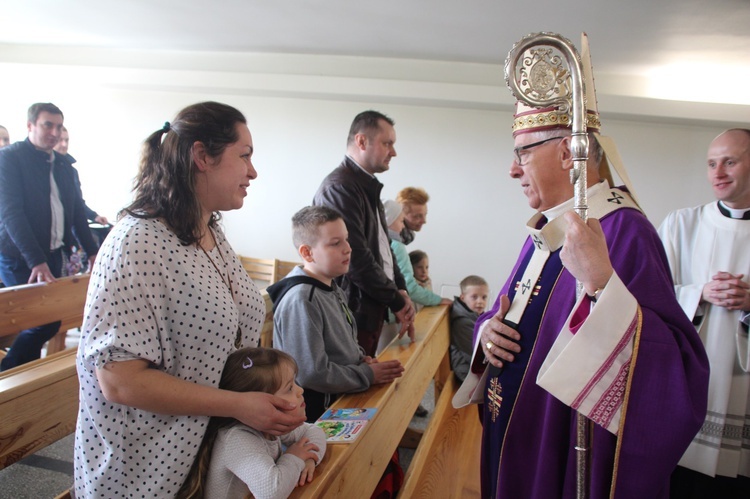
[718,200,750,219]
[543,181,608,222]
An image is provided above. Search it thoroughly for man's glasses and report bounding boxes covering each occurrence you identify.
[513,136,565,166]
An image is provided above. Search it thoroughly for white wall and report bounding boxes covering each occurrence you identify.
[0,51,732,302]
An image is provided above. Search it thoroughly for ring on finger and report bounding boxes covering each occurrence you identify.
[486,341,493,351]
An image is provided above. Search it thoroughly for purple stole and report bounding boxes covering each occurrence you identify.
[482,242,564,497]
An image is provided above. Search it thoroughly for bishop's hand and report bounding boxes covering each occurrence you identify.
[481,295,521,369]
[560,211,613,295]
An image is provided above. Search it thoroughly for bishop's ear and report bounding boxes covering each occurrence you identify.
[558,136,575,171]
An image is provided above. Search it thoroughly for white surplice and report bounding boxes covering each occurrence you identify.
[659,202,750,478]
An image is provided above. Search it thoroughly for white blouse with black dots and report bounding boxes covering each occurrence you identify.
[73,215,264,498]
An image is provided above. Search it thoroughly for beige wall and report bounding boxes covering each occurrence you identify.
[0,48,739,301]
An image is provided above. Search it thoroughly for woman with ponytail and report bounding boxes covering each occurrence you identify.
[74,102,305,498]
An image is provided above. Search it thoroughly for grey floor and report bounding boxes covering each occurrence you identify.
[0,336,435,499]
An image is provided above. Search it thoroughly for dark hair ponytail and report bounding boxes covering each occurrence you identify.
[122,101,246,245]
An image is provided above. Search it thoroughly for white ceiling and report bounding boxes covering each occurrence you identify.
[1,0,749,112]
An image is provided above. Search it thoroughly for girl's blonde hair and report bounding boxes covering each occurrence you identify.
[176,347,298,499]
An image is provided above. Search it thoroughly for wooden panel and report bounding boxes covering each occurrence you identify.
[0,350,78,469]
[273,260,300,282]
[399,375,482,499]
[260,290,274,348]
[290,305,450,498]
[239,256,275,288]
[0,275,89,338]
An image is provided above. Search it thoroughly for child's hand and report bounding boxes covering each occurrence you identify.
[286,437,320,463]
[369,359,404,384]
[298,458,317,486]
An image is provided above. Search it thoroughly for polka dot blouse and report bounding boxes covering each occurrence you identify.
[74,215,264,498]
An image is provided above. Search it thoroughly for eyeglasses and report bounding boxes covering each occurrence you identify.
[513,136,565,166]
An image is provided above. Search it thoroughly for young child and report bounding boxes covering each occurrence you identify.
[267,205,404,422]
[177,347,326,499]
[409,250,433,292]
[450,275,489,382]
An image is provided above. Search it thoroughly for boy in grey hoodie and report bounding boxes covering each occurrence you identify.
[268,206,404,421]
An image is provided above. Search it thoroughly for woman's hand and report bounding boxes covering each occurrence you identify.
[97,359,305,436]
[234,391,306,436]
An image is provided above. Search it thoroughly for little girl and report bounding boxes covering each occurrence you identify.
[178,347,327,499]
[409,249,433,292]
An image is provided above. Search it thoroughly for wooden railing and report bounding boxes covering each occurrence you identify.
[290,305,481,498]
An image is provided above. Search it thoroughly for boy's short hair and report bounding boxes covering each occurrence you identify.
[292,205,343,248]
[460,275,488,293]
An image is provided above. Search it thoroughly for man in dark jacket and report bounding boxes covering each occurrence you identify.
[313,110,415,356]
[0,102,98,370]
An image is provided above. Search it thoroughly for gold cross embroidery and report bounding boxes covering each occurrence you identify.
[487,377,503,423]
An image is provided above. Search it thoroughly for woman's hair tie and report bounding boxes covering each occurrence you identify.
[161,121,171,133]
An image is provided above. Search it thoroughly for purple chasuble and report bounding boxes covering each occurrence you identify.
[476,205,709,499]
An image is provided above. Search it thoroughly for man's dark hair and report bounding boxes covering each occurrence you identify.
[27,103,64,124]
[346,110,394,146]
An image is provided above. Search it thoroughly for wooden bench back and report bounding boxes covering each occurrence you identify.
[0,275,90,340]
[0,275,90,469]
[240,256,276,287]
[239,256,300,289]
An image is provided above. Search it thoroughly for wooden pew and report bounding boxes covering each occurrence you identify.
[240,256,277,288]
[290,305,482,498]
[259,290,274,348]
[0,274,90,355]
[0,349,77,470]
[239,256,301,290]
[399,375,482,498]
[0,275,90,470]
[275,259,299,281]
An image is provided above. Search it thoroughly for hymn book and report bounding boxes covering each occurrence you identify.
[314,408,377,443]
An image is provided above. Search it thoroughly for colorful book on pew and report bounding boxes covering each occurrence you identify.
[314,408,377,443]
